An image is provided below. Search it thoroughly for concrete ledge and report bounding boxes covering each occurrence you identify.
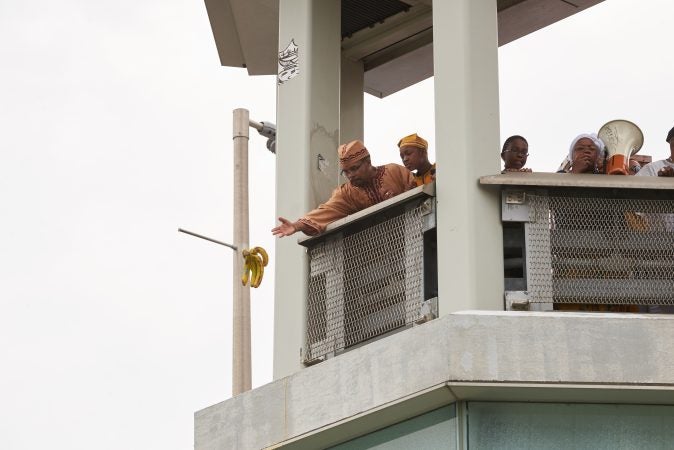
[480,172,674,190]
[195,311,674,449]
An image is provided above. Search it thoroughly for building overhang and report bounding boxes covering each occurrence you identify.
[195,311,674,449]
[204,0,604,96]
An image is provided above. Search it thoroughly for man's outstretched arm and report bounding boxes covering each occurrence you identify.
[271,217,318,237]
[272,185,355,238]
[272,217,300,237]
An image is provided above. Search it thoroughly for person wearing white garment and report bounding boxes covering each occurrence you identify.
[636,125,674,177]
[633,125,674,235]
[557,133,605,174]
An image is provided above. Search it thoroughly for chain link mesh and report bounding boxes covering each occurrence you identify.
[305,204,425,362]
[526,194,674,305]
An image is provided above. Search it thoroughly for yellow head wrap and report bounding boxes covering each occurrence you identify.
[397,133,428,151]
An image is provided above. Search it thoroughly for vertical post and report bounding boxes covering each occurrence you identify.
[274,0,341,380]
[340,56,364,143]
[232,108,251,394]
[433,0,503,314]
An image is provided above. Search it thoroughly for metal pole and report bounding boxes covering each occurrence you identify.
[177,228,237,251]
[232,108,251,395]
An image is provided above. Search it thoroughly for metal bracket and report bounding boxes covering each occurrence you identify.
[420,198,433,215]
[415,297,438,324]
[317,153,329,172]
[505,291,531,311]
[502,190,530,222]
[421,198,436,231]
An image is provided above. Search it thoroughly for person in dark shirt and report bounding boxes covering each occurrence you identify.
[501,135,531,173]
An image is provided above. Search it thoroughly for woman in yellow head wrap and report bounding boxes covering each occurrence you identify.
[397,133,435,186]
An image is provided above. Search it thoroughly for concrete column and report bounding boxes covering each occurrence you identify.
[432,0,503,314]
[274,0,341,380]
[340,56,364,144]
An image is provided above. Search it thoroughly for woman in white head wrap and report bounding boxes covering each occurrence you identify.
[565,133,605,174]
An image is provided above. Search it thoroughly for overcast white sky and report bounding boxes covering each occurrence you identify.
[1,0,673,449]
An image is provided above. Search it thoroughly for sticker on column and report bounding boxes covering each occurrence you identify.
[278,39,299,85]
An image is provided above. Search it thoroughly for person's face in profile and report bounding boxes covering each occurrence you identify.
[502,138,529,170]
[399,145,427,172]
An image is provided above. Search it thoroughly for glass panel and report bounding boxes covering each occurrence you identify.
[468,402,674,449]
[330,405,457,449]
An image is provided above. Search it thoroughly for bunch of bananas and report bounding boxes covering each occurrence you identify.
[241,246,269,288]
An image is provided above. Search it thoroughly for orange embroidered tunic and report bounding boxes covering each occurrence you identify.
[298,164,416,236]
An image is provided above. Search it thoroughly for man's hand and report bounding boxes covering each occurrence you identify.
[657,166,674,177]
[272,217,298,237]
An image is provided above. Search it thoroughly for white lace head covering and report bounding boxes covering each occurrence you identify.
[568,133,605,161]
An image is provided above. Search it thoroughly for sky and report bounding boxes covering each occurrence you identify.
[1,0,673,449]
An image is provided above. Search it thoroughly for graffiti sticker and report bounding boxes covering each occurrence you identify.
[278,39,299,85]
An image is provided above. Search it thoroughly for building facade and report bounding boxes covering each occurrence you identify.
[196,1,674,448]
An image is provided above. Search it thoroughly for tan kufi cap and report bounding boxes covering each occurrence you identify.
[338,140,369,168]
[397,133,428,151]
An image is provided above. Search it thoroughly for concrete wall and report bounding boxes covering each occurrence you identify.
[195,311,674,449]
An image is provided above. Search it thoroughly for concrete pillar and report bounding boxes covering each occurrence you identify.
[433,0,504,314]
[340,56,364,144]
[273,0,341,380]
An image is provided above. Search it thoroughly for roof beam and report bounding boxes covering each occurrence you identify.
[341,4,432,62]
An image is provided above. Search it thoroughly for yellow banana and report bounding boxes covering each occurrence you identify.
[252,255,265,288]
[251,246,269,266]
[249,255,259,286]
[241,249,252,286]
[240,247,267,288]
[249,254,262,288]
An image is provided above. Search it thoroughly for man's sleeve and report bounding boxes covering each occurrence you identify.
[395,164,417,190]
[298,186,356,235]
[636,162,657,177]
[405,166,417,189]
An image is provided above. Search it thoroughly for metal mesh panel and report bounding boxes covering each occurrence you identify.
[526,194,674,305]
[305,204,425,362]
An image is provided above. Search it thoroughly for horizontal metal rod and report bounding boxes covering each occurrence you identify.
[248,119,263,131]
[178,228,237,251]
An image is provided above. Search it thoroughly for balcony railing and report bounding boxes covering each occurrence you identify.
[481,173,674,311]
[297,174,673,365]
[298,183,437,364]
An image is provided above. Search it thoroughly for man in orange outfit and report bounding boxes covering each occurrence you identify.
[272,140,416,237]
